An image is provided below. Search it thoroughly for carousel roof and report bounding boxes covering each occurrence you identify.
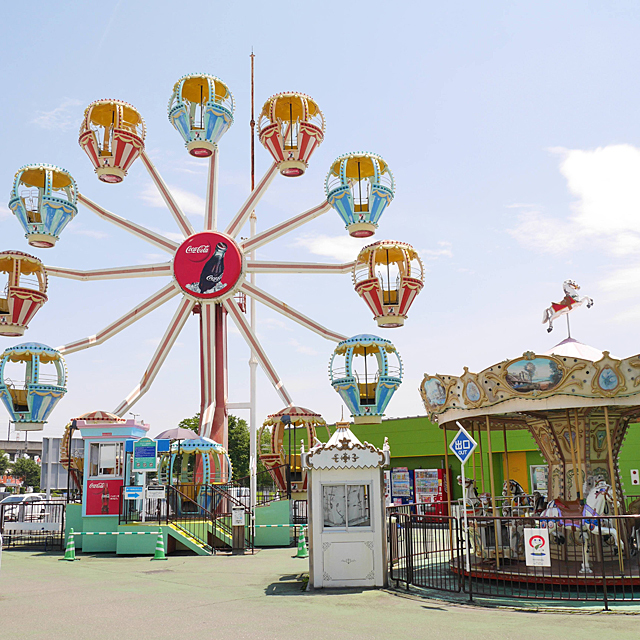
[420,345,640,425]
[543,337,607,361]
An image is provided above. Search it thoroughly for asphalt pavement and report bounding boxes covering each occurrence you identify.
[1,547,639,640]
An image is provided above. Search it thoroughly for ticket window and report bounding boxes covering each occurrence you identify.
[322,484,371,530]
[88,442,124,478]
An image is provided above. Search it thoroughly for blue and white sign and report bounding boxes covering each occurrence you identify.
[449,423,477,465]
[123,486,144,500]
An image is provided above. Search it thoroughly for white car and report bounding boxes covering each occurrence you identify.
[0,494,47,522]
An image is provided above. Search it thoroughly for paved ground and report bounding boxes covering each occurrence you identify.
[1,548,640,640]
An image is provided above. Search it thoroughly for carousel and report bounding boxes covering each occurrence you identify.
[420,282,640,586]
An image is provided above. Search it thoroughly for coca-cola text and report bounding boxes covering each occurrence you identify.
[186,245,210,254]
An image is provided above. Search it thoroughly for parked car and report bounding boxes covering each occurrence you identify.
[0,493,47,521]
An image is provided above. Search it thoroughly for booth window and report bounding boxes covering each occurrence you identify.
[322,484,371,530]
[89,442,123,477]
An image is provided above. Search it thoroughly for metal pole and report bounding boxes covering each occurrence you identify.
[565,409,579,500]
[461,458,471,572]
[485,415,500,569]
[478,421,486,493]
[503,423,511,497]
[603,406,624,574]
[572,408,584,501]
[471,421,477,488]
[442,425,452,518]
[249,51,258,519]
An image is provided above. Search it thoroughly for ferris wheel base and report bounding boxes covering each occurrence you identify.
[353,415,383,425]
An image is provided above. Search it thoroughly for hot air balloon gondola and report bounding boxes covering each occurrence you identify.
[168,73,234,157]
[8,164,78,248]
[329,335,403,424]
[258,92,325,177]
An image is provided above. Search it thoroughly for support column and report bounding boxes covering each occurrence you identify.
[212,302,229,450]
[199,302,215,438]
[485,415,500,569]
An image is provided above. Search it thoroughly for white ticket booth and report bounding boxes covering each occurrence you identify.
[302,422,390,589]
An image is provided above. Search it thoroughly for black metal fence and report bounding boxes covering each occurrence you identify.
[118,487,168,525]
[0,501,65,551]
[388,506,640,609]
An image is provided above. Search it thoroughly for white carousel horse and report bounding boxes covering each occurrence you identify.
[540,479,622,573]
[457,476,493,515]
[501,479,530,517]
[541,279,593,333]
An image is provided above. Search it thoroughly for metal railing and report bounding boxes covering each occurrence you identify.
[227,464,291,506]
[0,501,65,551]
[388,506,640,608]
[118,487,168,525]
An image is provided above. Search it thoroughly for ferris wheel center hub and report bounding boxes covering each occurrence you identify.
[173,231,245,301]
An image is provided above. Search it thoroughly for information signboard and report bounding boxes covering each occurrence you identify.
[524,528,551,567]
[145,485,166,500]
[133,437,158,472]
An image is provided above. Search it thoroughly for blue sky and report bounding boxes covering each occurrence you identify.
[2,1,640,439]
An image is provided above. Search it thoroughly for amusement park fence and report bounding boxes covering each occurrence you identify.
[0,501,65,551]
[119,485,255,554]
[388,506,640,609]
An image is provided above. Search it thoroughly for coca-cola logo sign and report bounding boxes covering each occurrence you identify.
[185,244,211,259]
[173,231,244,300]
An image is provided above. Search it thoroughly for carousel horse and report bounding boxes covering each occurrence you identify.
[458,475,480,511]
[501,479,530,516]
[541,279,593,333]
[540,479,622,572]
[627,497,640,556]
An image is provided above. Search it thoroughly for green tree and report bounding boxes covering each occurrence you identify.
[11,457,41,491]
[178,413,265,480]
[178,413,200,433]
[0,449,9,476]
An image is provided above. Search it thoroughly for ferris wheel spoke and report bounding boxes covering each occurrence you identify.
[241,281,346,343]
[45,262,173,281]
[140,151,195,237]
[246,260,355,274]
[224,297,293,407]
[77,193,179,254]
[199,302,216,438]
[224,162,279,237]
[241,200,331,253]
[57,282,180,354]
[204,149,219,231]
[113,296,194,417]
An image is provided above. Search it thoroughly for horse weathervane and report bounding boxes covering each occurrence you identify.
[542,280,594,334]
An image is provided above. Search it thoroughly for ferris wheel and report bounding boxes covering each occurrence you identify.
[2,73,424,463]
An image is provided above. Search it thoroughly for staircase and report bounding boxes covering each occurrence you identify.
[167,485,253,553]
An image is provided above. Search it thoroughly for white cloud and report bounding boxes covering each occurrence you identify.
[67,226,109,240]
[288,338,319,356]
[509,144,640,256]
[31,98,83,131]
[140,183,205,217]
[422,241,453,259]
[293,234,369,262]
[0,205,11,220]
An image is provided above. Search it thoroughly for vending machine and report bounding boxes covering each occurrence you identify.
[390,467,414,505]
[414,468,449,515]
